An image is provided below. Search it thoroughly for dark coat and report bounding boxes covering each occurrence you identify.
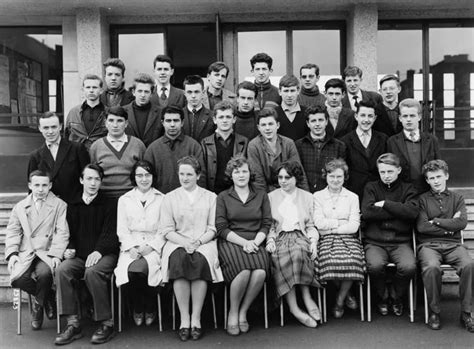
[150,85,186,108]
[123,102,163,147]
[326,107,356,139]
[341,130,388,200]
[99,88,134,107]
[373,104,403,137]
[28,138,90,203]
[182,107,215,143]
[342,89,383,109]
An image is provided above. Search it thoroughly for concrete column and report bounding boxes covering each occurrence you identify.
[346,4,378,91]
[62,16,80,117]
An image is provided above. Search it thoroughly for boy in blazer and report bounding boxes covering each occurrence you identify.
[6,170,69,330]
[341,66,383,112]
[324,78,356,140]
[150,54,186,108]
[202,61,236,111]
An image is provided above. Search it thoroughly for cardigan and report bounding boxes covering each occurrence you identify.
[325,108,356,140]
[416,189,467,244]
[89,135,146,198]
[268,188,319,240]
[215,186,272,240]
[313,187,360,235]
[248,134,309,192]
[114,188,165,287]
[159,187,223,283]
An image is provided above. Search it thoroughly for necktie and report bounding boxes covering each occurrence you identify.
[409,131,417,142]
[48,143,58,161]
[352,95,359,110]
[191,109,197,138]
[160,87,167,100]
[35,199,43,212]
[361,131,370,148]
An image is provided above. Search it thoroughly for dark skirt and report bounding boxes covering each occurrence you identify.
[315,234,366,282]
[218,239,270,283]
[168,248,212,282]
[271,230,320,297]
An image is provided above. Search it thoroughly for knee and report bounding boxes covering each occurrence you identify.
[251,269,266,281]
[421,262,441,276]
[397,261,416,278]
[366,260,385,276]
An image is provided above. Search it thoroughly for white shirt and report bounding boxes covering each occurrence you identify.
[278,190,300,232]
[156,82,171,99]
[356,128,372,148]
[107,134,128,151]
[183,186,199,204]
[348,91,363,112]
[46,138,60,161]
[281,102,301,123]
[403,129,420,142]
[82,193,98,205]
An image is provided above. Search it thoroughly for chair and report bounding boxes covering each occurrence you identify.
[279,287,324,326]
[423,231,465,324]
[14,288,32,335]
[321,281,365,322]
[172,288,217,330]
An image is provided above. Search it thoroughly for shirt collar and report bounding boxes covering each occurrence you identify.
[46,137,61,148]
[107,133,128,143]
[164,131,185,143]
[281,102,301,114]
[429,188,450,196]
[403,129,420,140]
[356,128,372,138]
[82,193,98,205]
[348,90,363,100]
[215,130,234,141]
[187,105,203,113]
[156,82,171,91]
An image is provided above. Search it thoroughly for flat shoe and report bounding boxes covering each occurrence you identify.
[133,312,144,326]
[239,321,249,333]
[145,312,156,326]
[332,304,344,319]
[191,327,203,340]
[294,313,317,328]
[226,324,240,336]
[345,295,358,310]
[308,308,321,321]
[178,327,190,341]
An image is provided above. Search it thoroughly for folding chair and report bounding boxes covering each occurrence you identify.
[279,287,324,326]
[14,288,32,335]
[172,288,217,330]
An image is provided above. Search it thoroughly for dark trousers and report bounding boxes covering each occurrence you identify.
[418,242,474,314]
[365,243,416,301]
[127,258,157,313]
[11,257,52,306]
[55,254,117,321]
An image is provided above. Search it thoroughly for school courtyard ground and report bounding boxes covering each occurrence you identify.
[1,284,472,349]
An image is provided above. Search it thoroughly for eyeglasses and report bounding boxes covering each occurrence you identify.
[135,173,152,179]
[277,175,292,180]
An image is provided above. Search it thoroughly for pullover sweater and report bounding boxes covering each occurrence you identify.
[254,81,281,110]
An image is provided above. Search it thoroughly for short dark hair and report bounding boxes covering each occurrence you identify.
[81,163,104,180]
[324,78,346,94]
[377,153,401,168]
[28,170,51,182]
[304,105,327,121]
[107,106,128,120]
[161,105,184,121]
[153,54,174,69]
[103,58,126,75]
[83,74,103,88]
[279,75,300,89]
[225,154,255,183]
[132,73,155,92]
[299,63,320,76]
[276,161,306,186]
[183,75,204,90]
[322,158,349,181]
[379,74,400,88]
[422,159,449,178]
[356,100,377,114]
[257,108,279,124]
[342,66,363,80]
[237,81,257,97]
[177,155,201,175]
[250,53,273,70]
[130,160,155,187]
[207,61,229,77]
[214,100,235,117]
[39,111,61,123]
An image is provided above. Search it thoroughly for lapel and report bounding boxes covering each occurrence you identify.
[195,108,211,139]
[420,132,430,163]
[16,196,34,238]
[183,108,192,135]
[202,89,211,110]
[39,143,55,173]
[394,132,409,164]
[233,134,247,154]
[204,134,217,159]
[168,86,180,105]
[28,193,55,236]
[126,105,140,136]
[52,138,71,178]
[349,131,368,158]
[143,105,161,138]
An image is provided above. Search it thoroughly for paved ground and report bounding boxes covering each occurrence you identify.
[2,284,473,349]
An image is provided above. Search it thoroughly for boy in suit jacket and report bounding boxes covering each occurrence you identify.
[341,66,383,112]
[124,73,163,146]
[99,58,134,107]
[28,112,90,204]
[6,170,69,330]
[374,74,403,137]
[387,98,440,193]
[203,61,236,110]
[324,78,356,139]
[341,100,388,200]
[150,54,186,108]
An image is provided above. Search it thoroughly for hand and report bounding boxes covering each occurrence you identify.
[129,247,141,259]
[64,249,76,259]
[85,251,102,268]
[310,241,318,260]
[184,241,197,254]
[453,211,461,218]
[243,240,258,254]
[266,240,276,254]
[7,255,19,273]
[139,245,153,257]
[374,201,385,207]
[52,257,61,269]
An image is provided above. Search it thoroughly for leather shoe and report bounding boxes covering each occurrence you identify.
[31,297,44,330]
[226,324,240,336]
[332,304,344,319]
[376,301,389,316]
[460,312,474,333]
[55,325,83,346]
[428,313,441,330]
[191,327,203,340]
[145,312,156,326]
[345,295,358,310]
[391,301,404,317]
[91,324,116,344]
[133,312,144,326]
[44,293,57,320]
[178,327,190,341]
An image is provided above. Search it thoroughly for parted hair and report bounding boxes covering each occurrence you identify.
[237,81,258,97]
[207,61,229,77]
[225,153,255,183]
[153,54,174,69]
[130,160,155,187]
[324,78,346,93]
[177,155,201,175]
[300,63,320,76]
[376,153,401,168]
[422,159,449,177]
[322,158,349,181]
[399,98,422,114]
[83,74,103,88]
[28,170,51,182]
[81,163,104,180]
[279,75,300,89]
[356,100,377,114]
[379,74,400,88]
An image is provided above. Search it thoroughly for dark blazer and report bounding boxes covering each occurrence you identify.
[99,88,134,107]
[373,104,403,137]
[201,133,249,192]
[341,130,388,200]
[342,89,383,109]
[123,102,163,147]
[28,138,90,203]
[387,131,440,192]
[326,107,356,139]
[182,106,215,143]
[150,85,186,108]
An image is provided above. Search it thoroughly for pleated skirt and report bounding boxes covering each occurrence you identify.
[315,234,366,282]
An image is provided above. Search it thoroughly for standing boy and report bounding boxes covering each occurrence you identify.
[250,53,281,110]
[298,63,326,109]
[341,66,382,112]
[324,78,356,139]
[374,74,403,137]
[150,54,186,108]
[234,81,259,140]
[99,58,134,107]
[203,61,236,110]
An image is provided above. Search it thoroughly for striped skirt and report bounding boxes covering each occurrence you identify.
[315,234,366,282]
[271,230,320,297]
[218,239,270,283]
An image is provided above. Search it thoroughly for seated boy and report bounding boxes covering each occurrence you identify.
[416,159,473,332]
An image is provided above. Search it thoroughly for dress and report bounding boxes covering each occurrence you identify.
[215,186,272,282]
[268,188,320,297]
[313,187,365,282]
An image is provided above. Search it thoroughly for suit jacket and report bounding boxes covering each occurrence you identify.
[342,89,383,110]
[387,131,440,192]
[28,138,90,203]
[201,133,249,192]
[150,85,186,108]
[5,192,69,282]
[99,88,134,107]
[373,103,403,137]
[326,107,356,139]
[202,87,236,110]
[183,106,215,143]
[123,102,163,147]
[341,130,388,200]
